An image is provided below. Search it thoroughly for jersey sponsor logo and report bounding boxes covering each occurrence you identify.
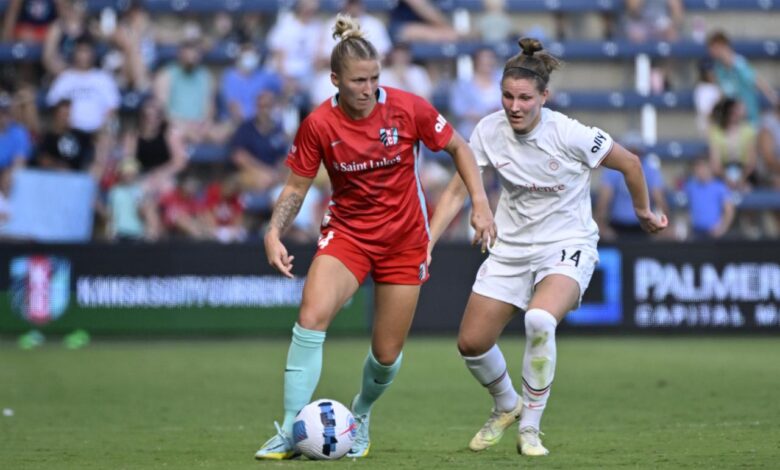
[317,231,335,249]
[513,182,566,193]
[378,128,398,147]
[591,131,606,153]
[434,114,447,133]
[332,155,402,172]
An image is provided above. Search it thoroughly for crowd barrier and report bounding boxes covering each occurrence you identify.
[1,240,778,335]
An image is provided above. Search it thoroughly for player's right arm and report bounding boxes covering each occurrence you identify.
[264,173,314,278]
[265,115,322,278]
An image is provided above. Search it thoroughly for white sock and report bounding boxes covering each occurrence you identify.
[520,309,557,431]
[463,344,520,413]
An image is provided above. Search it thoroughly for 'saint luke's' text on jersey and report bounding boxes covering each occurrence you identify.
[286,87,453,252]
[470,107,614,259]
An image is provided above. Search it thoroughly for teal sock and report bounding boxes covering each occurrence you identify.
[353,350,403,416]
[280,323,326,435]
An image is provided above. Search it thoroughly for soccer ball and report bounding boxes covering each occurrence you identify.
[293,398,357,460]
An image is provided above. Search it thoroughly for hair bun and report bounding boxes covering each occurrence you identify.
[518,37,543,56]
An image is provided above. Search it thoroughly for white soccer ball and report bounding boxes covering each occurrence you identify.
[293,398,357,460]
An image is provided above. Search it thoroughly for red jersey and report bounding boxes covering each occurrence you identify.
[286,87,453,252]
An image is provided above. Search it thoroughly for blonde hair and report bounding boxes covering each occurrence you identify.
[330,13,378,74]
[503,38,562,92]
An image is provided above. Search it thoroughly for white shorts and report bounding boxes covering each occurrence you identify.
[472,242,599,311]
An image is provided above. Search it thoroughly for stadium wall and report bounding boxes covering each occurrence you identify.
[1,242,778,335]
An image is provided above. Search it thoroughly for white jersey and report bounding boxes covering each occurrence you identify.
[470,107,613,259]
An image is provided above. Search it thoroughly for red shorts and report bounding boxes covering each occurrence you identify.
[314,229,429,285]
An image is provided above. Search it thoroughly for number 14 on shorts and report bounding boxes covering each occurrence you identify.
[560,249,581,267]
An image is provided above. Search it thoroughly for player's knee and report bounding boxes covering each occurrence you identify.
[372,347,402,366]
[457,334,491,357]
[297,307,331,331]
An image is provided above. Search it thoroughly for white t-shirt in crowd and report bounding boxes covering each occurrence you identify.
[470,108,614,259]
[267,12,325,81]
[46,69,120,132]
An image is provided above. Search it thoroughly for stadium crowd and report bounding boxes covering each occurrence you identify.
[0,0,778,243]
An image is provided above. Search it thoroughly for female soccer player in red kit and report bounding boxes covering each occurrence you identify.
[255,14,496,460]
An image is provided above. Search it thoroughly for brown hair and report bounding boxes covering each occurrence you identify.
[502,38,561,92]
[706,30,731,48]
[330,14,378,74]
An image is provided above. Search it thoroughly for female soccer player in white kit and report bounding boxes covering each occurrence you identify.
[428,38,668,457]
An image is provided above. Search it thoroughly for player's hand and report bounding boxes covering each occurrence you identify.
[264,230,295,278]
[470,200,497,254]
[636,209,668,234]
[426,241,434,268]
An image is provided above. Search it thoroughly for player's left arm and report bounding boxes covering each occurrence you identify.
[601,143,668,234]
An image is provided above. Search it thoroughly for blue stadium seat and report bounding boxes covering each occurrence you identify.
[3,38,777,63]
[2,0,778,15]
[410,39,780,61]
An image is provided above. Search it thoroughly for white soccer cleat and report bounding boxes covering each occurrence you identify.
[468,400,524,451]
[517,426,549,456]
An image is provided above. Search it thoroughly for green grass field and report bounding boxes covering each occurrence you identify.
[2,336,779,469]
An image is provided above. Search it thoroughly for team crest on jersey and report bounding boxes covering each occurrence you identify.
[10,256,71,325]
[547,159,560,172]
[379,128,398,147]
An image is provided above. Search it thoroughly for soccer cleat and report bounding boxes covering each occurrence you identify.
[254,421,299,460]
[346,395,371,458]
[468,400,524,451]
[517,426,549,456]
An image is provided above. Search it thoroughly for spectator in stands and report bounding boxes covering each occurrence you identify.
[203,175,247,243]
[388,0,459,43]
[684,156,734,240]
[0,92,32,178]
[106,0,156,92]
[707,30,778,127]
[693,58,721,136]
[708,97,757,192]
[107,157,160,242]
[42,0,89,77]
[596,134,669,240]
[475,0,514,45]
[159,174,210,240]
[154,37,228,144]
[229,91,289,193]
[220,40,283,124]
[45,34,119,179]
[622,0,685,43]
[758,103,780,235]
[266,0,326,85]
[46,34,120,134]
[380,43,433,101]
[11,83,41,139]
[321,0,392,61]
[759,103,780,189]
[122,96,188,194]
[0,166,10,230]
[35,98,94,172]
[449,47,502,138]
[2,0,61,42]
